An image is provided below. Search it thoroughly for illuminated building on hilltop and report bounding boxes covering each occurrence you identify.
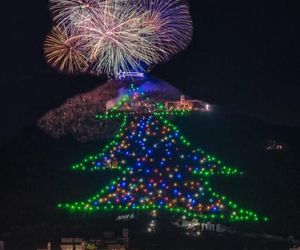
[165,95,210,112]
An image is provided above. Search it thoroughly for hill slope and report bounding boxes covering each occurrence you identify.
[0,101,299,249]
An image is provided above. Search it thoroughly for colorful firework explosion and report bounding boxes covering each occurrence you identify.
[45,0,192,76]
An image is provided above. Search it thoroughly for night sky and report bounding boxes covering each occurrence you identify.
[1,0,299,146]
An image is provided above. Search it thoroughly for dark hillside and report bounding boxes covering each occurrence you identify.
[0,111,299,249]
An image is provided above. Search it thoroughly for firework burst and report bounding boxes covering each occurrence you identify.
[141,0,193,58]
[80,0,166,75]
[44,26,90,73]
[45,0,193,76]
[49,0,101,28]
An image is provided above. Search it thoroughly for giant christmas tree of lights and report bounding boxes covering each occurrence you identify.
[59,85,267,222]
[44,0,267,223]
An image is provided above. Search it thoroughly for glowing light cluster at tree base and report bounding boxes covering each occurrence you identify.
[59,84,268,223]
